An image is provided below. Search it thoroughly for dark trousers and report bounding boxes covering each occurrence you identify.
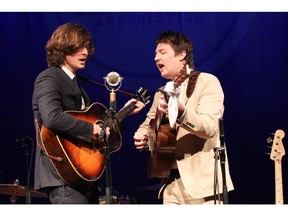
[47,183,99,204]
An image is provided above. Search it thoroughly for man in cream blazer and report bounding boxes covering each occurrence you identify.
[133,30,234,204]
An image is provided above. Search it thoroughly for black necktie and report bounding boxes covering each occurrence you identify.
[72,77,84,109]
[73,77,83,93]
[73,77,78,86]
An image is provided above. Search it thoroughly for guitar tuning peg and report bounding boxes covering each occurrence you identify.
[264,146,272,156]
[266,136,273,144]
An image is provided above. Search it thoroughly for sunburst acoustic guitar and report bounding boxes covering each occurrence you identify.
[40,87,150,188]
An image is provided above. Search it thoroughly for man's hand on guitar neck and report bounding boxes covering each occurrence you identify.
[133,127,149,150]
[124,98,146,115]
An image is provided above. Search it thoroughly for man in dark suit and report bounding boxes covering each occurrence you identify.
[32,23,145,204]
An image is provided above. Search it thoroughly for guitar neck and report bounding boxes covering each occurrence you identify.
[269,129,285,204]
[275,159,284,204]
[115,102,136,124]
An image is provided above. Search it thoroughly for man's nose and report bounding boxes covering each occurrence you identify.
[82,47,88,54]
[154,54,159,61]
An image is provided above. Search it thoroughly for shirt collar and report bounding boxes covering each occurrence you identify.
[61,65,75,80]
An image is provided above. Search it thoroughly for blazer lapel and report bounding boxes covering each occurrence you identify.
[56,67,83,110]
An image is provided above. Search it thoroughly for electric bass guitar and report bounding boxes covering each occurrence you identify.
[268,129,285,204]
[40,87,150,188]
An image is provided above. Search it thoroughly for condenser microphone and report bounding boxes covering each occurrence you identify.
[104,72,123,112]
[104,71,122,87]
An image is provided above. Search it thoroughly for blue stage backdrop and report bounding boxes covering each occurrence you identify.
[0,12,288,204]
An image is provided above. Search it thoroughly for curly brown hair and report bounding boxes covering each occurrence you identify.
[156,31,195,70]
[46,23,95,67]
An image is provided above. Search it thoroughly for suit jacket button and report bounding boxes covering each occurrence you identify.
[186,122,194,128]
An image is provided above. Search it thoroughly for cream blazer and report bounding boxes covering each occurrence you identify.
[139,72,234,198]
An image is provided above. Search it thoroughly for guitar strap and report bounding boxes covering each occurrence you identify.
[155,70,200,127]
[174,71,200,134]
[34,118,63,162]
[186,70,201,99]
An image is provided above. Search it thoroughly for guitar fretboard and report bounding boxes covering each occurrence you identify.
[115,102,136,124]
[275,159,283,204]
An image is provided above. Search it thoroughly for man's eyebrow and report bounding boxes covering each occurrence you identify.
[156,48,166,53]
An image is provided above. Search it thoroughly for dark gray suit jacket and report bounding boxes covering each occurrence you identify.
[32,66,93,190]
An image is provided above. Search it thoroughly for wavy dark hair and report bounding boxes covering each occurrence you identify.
[46,23,95,67]
[156,31,195,70]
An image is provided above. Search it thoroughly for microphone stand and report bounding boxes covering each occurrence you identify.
[78,72,123,204]
[103,89,117,204]
[218,118,229,204]
[18,137,33,204]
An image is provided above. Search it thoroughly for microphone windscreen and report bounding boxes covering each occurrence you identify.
[108,73,119,84]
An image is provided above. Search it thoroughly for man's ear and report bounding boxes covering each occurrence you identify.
[179,50,187,61]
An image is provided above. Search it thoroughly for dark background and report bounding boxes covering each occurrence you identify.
[0,12,288,204]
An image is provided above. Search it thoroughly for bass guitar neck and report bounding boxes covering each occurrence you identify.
[268,129,285,204]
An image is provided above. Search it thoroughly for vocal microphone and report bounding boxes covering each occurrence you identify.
[104,72,123,112]
[104,71,122,87]
[15,136,33,144]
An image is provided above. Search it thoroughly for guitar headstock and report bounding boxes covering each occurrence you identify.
[172,64,187,89]
[269,129,285,162]
[134,87,150,106]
